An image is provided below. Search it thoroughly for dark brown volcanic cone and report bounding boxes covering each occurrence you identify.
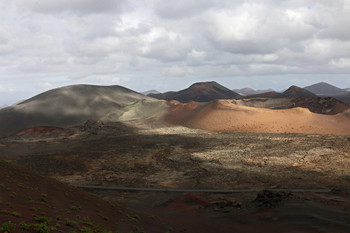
[278,85,318,98]
[149,81,241,103]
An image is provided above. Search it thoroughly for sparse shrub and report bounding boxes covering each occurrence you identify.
[0,221,16,233]
[97,212,109,221]
[70,205,79,211]
[79,227,93,233]
[56,215,62,220]
[31,222,50,233]
[34,215,51,224]
[12,211,21,217]
[6,202,13,208]
[126,213,140,222]
[81,217,94,227]
[66,219,77,228]
[1,209,8,214]
[19,221,30,230]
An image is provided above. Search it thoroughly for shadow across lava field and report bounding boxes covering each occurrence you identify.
[1,123,350,232]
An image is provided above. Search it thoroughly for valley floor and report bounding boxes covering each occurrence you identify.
[1,124,350,232]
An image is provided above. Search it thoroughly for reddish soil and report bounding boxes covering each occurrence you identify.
[166,101,202,124]
[167,100,350,135]
[0,159,178,233]
[15,126,64,136]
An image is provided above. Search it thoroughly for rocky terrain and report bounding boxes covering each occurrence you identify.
[0,156,179,233]
[1,83,350,232]
[1,123,350,232]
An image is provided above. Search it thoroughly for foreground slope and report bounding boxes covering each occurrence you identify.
[0,159,180,233]
[0,85,167,137]
[166,100,350,135]
[149,81,241,102]
[0,160,122,232]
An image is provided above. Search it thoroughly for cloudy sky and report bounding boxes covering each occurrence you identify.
[1,0,350,105]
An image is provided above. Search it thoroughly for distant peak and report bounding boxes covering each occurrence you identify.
[281,85,317,98]
[284,85,303,91]
[190,81,218,86]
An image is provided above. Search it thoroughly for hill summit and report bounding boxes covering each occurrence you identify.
[279,85,318,98]
[304,82,346,95]
[149,81,241,102]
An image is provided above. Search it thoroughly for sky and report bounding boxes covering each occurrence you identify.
[0,0,350,105]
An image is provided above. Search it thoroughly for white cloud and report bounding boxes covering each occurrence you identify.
[18,0,129,14]
[0,0,350,105]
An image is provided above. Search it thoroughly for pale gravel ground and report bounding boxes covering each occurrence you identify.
[1,124,349,191]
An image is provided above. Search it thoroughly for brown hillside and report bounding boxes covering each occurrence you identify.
[150,81,241,103]
[278,85,317,98]
[0,159,178,233]
[168,100,350,135]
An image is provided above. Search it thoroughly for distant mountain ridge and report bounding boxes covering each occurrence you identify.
[245,85,317,99]
[149,81,241,102]
[303,82,350,103]
[304,82,346,95]
[233,88,274,96]
[142,89,160,95]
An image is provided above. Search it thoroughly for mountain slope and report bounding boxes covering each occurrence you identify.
[149,81,241,102]
[0,158,180,233]
[277,85,318,98]
[167,100,350,135]
[304,82,346,95]
[0,85,167,137]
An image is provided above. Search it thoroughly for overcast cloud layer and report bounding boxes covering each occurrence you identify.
[1,0,350,105]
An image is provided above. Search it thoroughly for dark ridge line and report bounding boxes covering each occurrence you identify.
[73,185,331,193]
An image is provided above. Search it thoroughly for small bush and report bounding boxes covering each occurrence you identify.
[34,215,51,224]
[1,209,8,214]
[12,211,21,217]
[0,221,16,233]
[79,227,93,233]
[66,219,77,228]
[19,221,30,230]
[31,222,50,233]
